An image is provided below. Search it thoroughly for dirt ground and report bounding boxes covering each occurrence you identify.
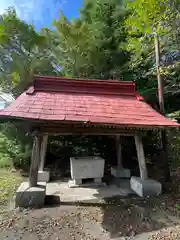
[0,196,180,240]
[1,168,180,240]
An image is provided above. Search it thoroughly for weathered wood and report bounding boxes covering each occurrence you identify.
[31,125,145,136]
[29,136,41,187]
[39,135,48,171]
[134,135,148,180]
[116,135,122,167]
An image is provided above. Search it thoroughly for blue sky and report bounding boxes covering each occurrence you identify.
[0,0,82,30]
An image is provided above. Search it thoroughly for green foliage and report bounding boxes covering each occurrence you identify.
[125,0,169,35]
[53,0,130,79]
[0,7,55,95]
[0,123,32,169]
[0,170,23,205]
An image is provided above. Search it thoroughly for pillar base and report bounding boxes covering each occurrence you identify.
[38,170,50,182]
[111,167,131,178]
[130,177,162,197]
[15,182,46,208]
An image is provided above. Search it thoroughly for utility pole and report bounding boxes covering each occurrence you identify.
[154,33,170,182]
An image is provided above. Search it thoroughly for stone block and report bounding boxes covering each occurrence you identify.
[130,177,162,197]
[16,182,46,208]
[70,156,105,179]
[38,170,50,182]
[111,167,131,179]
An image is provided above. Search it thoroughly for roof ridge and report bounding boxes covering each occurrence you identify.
[31,75,136,96]
[34,75,135,85]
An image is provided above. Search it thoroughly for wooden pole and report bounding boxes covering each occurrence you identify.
[29,136,41,187]
[134,135,148,180]
[154,33,165,114]
[154,33,170,182]
[39,135,48,171]
[116,135,122,167]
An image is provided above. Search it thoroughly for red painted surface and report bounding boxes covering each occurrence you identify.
[0,76,179,128]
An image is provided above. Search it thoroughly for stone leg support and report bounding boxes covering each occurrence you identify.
[111,167,131,178]
[38,170,50,182]
[130,177,162,197]
[16,181,46,208]
[94,178,102,183]
[74,179,82,185]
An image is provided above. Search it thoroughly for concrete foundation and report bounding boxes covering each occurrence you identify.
[38,170,50,182]
[130,176,162,197]
[15,182,46,208]
[111,167,131,179]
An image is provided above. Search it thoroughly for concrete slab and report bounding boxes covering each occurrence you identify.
[111,167,131,178]
[46,180,133,202]
[38,170,50,182]
[130,177,162,197]
[16,182,46,208]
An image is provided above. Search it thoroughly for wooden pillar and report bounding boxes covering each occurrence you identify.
[116,135,122,167]
[134,135,148,180]
[39,135,48,171]
[29,136,41,187]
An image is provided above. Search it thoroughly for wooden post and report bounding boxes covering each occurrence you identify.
[134,135,148,180]
[29,136,41,187]
[154,32,170,181]
[39,135,48,171]
[116,135,122,167]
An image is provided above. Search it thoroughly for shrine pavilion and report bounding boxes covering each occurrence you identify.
[0,75,179,207]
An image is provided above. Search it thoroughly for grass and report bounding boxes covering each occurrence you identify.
[0,169,23,206]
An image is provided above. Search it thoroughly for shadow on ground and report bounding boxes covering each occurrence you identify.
[45,193,178,239]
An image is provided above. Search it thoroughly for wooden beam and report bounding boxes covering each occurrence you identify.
[29,136,41,187]
[31,125,144,136]
[134,135,148,180]
[116,135,122,167]
[39,135,48,171]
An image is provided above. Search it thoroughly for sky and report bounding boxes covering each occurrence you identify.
[0,0,82,30]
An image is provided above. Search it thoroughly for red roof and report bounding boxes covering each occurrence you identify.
[0,76,179,128]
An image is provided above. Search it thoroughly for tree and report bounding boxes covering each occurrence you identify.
[125,0,180,104]
[53,0,130,80]
[125,0,180,182]
[53,13,92,77]
[0,8,55,95]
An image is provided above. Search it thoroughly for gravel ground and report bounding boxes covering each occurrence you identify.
[0,197,180,240]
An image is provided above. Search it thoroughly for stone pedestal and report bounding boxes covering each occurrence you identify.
[38,170,50,182]
[130,177,162,197]
[111,167,131,179]
[16,182,46,208]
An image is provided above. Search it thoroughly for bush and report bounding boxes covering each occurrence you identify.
[0,170,23,205]
[0,123,32,169]
[168,129,180,169]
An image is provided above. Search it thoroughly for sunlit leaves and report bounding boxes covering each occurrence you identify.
[125,0,169,35]
[0,7,55,95]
